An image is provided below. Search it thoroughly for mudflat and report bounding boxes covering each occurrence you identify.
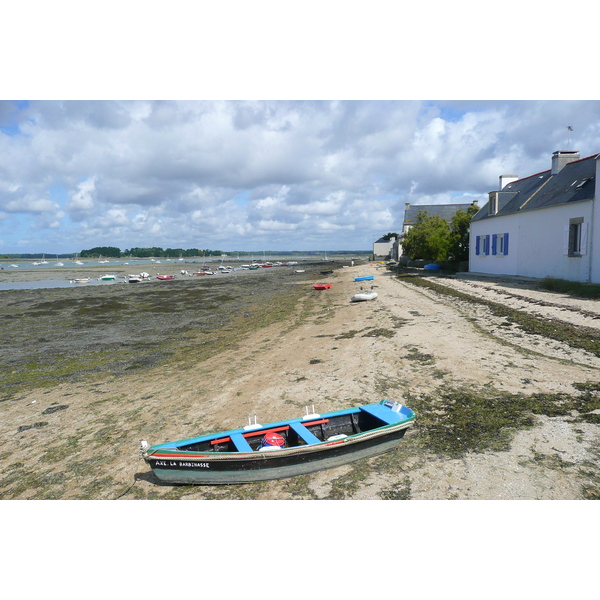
[1,263,599,499]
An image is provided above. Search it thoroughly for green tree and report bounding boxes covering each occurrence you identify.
[80,246,121,258]
[402,211,451,261]
[448,205,479,261]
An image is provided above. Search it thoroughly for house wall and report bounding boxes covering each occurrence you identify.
[517,202,593,281]
[470,200,595,282]
[373,241,391,259]
[591,157,600,284]
[469,215,520,276]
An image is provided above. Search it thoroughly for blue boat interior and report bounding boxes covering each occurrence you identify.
[166,402,413,454]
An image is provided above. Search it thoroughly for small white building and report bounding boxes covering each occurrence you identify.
[372,236,395,260]
[469,150,600,283]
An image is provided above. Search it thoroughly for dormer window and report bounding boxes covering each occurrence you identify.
[488,192,498,215]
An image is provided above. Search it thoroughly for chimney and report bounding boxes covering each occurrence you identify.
[551,150,580,175]
[499,174,518,190]
[405,202,410,210]
[471,200,478,206]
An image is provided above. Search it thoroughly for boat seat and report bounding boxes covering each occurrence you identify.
[229,433,254,453]
[289,421,322,445]
[359,404,402,425]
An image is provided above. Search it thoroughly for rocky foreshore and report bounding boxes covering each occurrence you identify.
[1,262,599,500]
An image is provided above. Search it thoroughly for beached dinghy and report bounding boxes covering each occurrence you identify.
[140,399,415,485]
[351,291,378,302]
[354,275,374,282]
[313,283,332,290]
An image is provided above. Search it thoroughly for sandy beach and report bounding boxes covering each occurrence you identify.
[1,262,599,500]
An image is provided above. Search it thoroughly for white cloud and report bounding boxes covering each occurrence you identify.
[5,193,58,214]
[67,177,97,219]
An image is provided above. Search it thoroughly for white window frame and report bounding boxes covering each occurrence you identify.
[565,218,587,257]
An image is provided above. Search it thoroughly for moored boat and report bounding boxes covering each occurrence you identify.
[99,274,116,281]
[156,275,176,280]
[140,399,415,484]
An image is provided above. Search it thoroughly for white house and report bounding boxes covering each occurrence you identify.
[469,150,599,283]
[373,236,395,260]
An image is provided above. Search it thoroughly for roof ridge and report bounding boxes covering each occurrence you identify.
[561,153,599,165]
[511,168,550,183]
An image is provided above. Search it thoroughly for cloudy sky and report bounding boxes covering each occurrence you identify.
[2,5,598,255]
[3,100,599,255]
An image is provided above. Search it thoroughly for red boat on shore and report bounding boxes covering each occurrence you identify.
[313,283,332,290]
[156,275,176,280]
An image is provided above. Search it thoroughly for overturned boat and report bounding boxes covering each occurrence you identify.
[140,400,415,485]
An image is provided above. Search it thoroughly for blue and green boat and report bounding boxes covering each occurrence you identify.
[140,400,415,485]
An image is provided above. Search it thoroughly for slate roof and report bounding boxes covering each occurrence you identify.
[404,203,474,226]
[472,153,598,222]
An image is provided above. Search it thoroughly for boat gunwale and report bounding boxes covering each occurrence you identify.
[144,417,414,462]
[146,404,413,451]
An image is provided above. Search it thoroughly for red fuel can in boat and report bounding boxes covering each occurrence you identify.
[261,432,285,448]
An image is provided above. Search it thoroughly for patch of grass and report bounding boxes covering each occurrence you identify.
[406,380,600,459]
[362,328,395,338]
[335,330,361,339]
[41,436,82,463]
[391,316,410,328]
[401,275,600,357]
[280,474,319,498]
[0,275,315,400]
[539,277,600,299]
[79,476,116,500]
[324,461,372,499]
[379,476,412,500]
[404,346,435,364]
[199,481,271,500]
[0,466,69,499]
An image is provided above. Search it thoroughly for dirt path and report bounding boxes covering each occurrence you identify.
[1,264,599,500]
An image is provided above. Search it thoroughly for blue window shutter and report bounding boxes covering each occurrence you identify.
[475,236,480,255]
[503,233,509,255]
[492,234,497,255]
[485,235,490,255]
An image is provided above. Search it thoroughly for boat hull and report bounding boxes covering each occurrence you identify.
[351,292,378,302]
[145,422,411,484]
